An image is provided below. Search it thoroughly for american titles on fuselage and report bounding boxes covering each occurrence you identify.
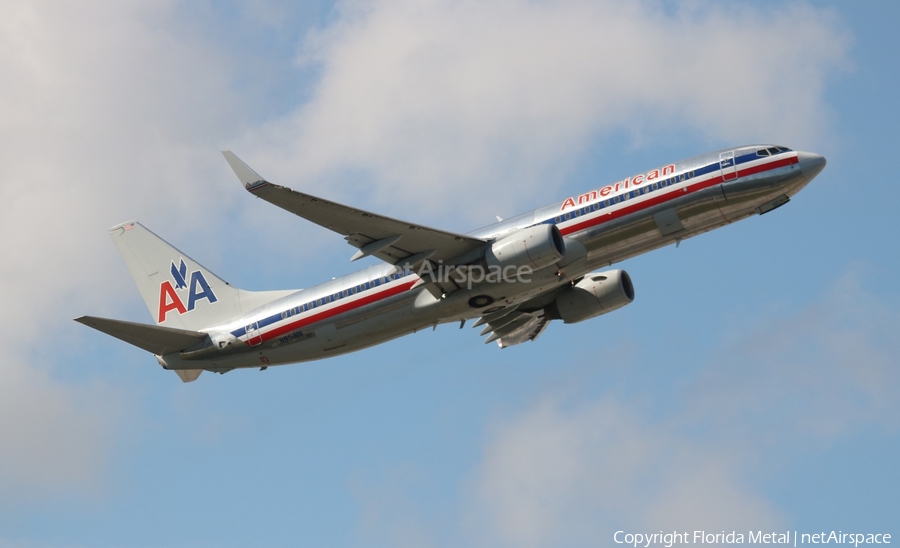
[560,164,676,211]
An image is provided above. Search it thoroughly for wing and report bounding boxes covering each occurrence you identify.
[222,152,486,265]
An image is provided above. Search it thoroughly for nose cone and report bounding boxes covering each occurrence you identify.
[797,151,826,181]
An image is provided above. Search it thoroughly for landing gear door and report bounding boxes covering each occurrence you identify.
[720,151,737,181]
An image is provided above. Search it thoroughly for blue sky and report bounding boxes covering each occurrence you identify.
[1,1,897,546]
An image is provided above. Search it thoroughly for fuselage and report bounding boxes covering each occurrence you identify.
[159,145,826,373]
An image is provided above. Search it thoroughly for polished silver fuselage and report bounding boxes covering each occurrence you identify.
[161,145,825,373]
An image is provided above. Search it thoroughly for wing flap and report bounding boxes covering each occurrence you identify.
[75,316,208,355]
[475,309,551,348]
[222,152,486,264]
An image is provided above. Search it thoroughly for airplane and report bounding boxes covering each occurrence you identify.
[77,145,826,382]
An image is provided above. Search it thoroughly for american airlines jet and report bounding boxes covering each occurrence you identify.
[77,146,826,382]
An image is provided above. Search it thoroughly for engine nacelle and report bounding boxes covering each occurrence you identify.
[550,269,634,324]
[486,224,565,271]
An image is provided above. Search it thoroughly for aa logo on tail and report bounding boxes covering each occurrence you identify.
[158,259,218,323]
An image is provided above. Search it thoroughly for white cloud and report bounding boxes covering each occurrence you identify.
[679,267,900,445]
[0,1,248,496]
[0,360,124,497]
[249,0,847,222]
[467,399,780,547]
[462,269,899,546]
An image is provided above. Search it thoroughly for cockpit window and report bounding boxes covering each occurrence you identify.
[766,147,781,155]
[756,148,771,157]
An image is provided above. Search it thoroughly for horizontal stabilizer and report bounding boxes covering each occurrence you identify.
[75,316,208,355]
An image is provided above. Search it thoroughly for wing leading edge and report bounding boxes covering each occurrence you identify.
[222,152,486,265]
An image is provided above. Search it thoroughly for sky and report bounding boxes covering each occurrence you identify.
[0,1,897,546]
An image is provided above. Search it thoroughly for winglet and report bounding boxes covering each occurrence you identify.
[222,151,268,191]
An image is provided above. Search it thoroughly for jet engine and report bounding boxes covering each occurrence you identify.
[485,224,566,271]
[548,269,634,324]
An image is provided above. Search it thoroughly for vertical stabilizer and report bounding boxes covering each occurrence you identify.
[109,222,297,331]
